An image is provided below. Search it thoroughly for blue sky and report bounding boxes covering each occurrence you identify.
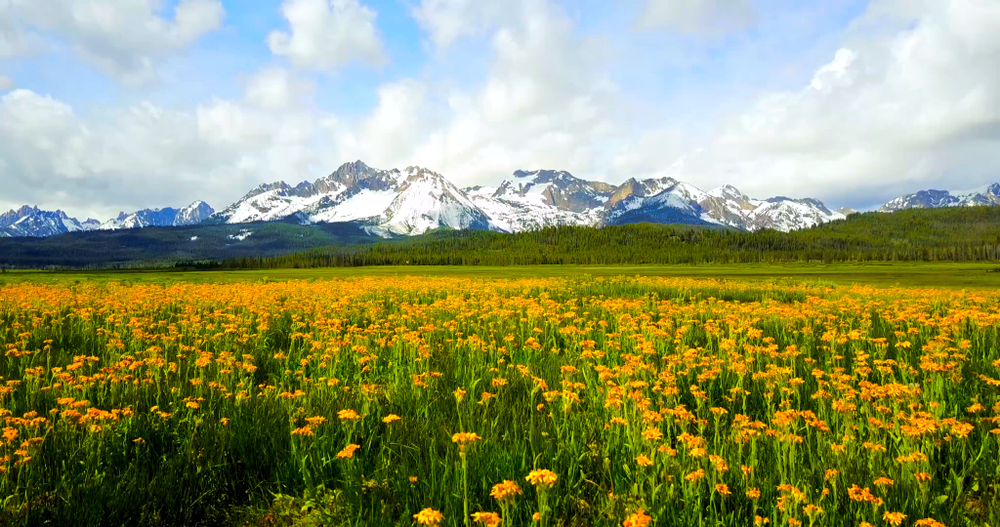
[1,0,998,220]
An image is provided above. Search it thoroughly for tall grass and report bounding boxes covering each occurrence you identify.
[0,276,997,526]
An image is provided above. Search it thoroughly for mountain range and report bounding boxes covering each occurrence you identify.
[206,161,846,235]
[0,202,214,238]
[878,183,1000,212]
[3,161,998,239]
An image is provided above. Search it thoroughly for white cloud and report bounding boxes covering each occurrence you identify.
[0,72,339,219]
[0,74,12,90]
[1,2,29,58]
[5,0,224,86]
[336,79,431,168]
[268,0,386,72]
[244,67,315,111]
[638,0,758,35]
[411,0,518,49]
[660,0,1000,205]
[350,1,620,185]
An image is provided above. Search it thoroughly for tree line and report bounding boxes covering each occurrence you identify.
[218,206,1000,269]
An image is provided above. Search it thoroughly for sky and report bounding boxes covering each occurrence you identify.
[0,0,998,221]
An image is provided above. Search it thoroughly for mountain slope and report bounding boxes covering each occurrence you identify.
[465,170,614,232]
[749,197,844,231]
[212,161,404,225]
[208,161,848,235]
[0,206,101,237]
[211,161,496,236]
[879,183,1000,212]
[373,167,494,236]
[0,220,380,268]
[6,161,853,239]
[100,201,215,230]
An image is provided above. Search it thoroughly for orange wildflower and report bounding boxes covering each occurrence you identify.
[525,469,558,488]
[623,509,653,527]
[414,508,444,526]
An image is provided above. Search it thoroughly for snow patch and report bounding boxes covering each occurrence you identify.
[228,230,253,241]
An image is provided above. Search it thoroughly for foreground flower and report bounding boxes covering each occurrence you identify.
[414,508,444,526]
[623,509,653,527]
[491,480,523,502]
[336,443,360,459]
[684,469,706,483]
[471,511,502,527]
[338,409,361,421]
[642,427,663,442]
[291,425,314,436]
[883,512,907,526]
[526,469,558,488]
[636,454,654,467]
[452,432,483,445]
[382,414,401,423]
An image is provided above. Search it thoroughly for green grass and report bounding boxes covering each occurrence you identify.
[2,273,998,526]
[3,262,999,289]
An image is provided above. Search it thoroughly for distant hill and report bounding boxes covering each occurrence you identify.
[2,206,999,269]
[0,220,378,268]
[229,206,1000,268]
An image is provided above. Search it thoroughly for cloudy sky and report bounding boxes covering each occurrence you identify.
[1,0,998,221]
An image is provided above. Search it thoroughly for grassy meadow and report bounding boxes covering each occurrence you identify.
[1,265,998,526]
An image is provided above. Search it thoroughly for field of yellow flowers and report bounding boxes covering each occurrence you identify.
[0,275,998,527]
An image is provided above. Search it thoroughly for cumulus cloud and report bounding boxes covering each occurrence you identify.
[4,0,224,86]
[244,67,315,111]
[379,1,619,184]
[638,0,758,35]
[411,0,518,49]
[0,77,339,220]
[335,79,432,168]
[0,5,28,57]
[268,0,387,72]
[691,0,1000,205]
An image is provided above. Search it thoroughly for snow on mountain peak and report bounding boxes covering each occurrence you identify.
[5,160,871,239]
[99,201,215,231]
[879,183,1000,212]
[373,166,493,236]
[0,205,104,237]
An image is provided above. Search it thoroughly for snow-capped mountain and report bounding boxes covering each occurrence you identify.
[0,202,213,238]
[210,161,845,235]
[602,177,713,226]
[465,170,614,232]
[748,197,843,231]
[598,178,843,231]
[6,161,855,239]
[374,167,494,236]
[879,183,1000,212]
[0,205,101,237]
[211,161,494,236]
[100,201,215,230]
[212,161,401,225]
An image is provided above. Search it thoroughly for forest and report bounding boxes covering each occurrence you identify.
[219,207,1000,269]
[2,206,999,269]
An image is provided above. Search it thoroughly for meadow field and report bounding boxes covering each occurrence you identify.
[1,265,998,526]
